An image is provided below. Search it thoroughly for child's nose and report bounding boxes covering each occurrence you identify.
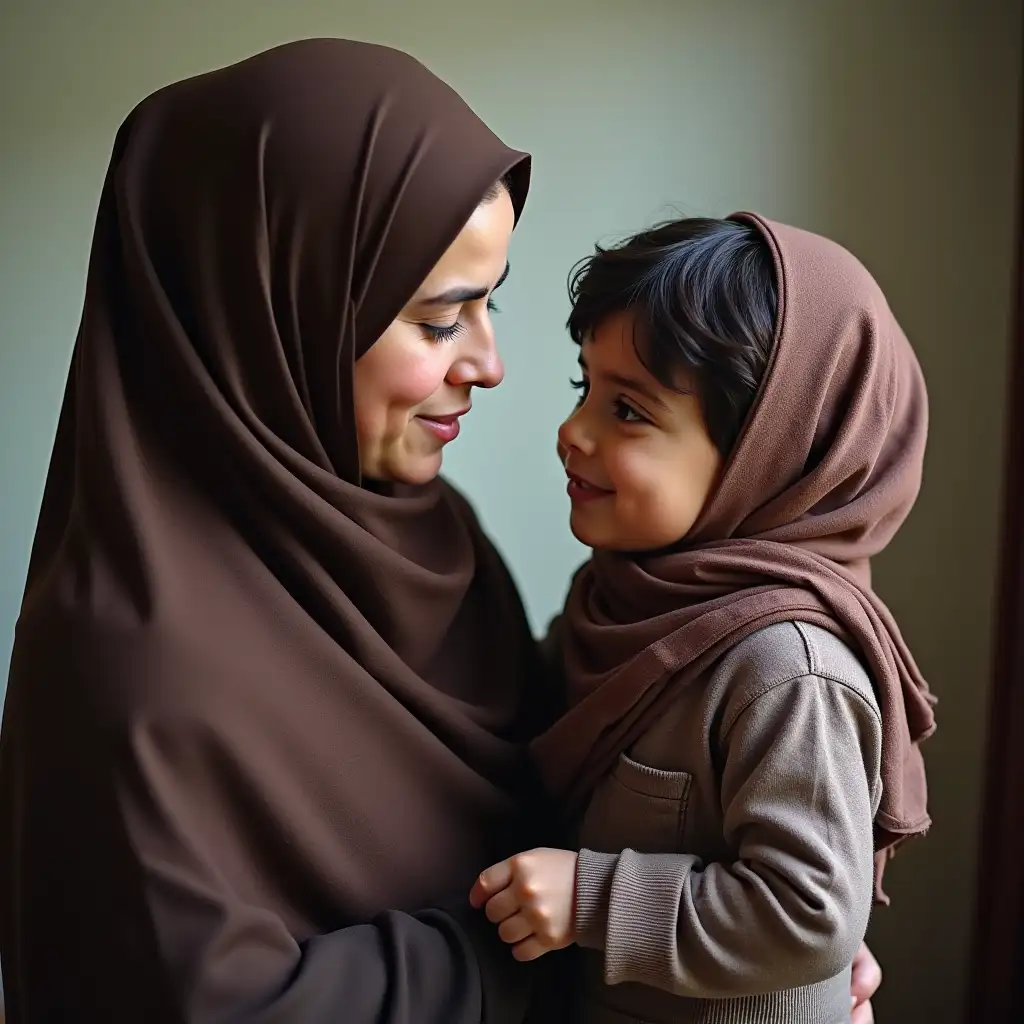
[557,407,595,457]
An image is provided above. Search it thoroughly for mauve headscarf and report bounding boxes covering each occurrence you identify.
[533,214,935,897]
[0,39,542,1023]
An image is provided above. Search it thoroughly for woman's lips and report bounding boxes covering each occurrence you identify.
[566,470,613,504]
[417,412,466,443]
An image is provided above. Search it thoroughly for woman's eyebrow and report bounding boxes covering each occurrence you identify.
[419,262,510,306]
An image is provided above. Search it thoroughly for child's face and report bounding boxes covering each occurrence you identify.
[557,311,722,552]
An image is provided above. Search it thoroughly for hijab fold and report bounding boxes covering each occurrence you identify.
[533,214,934,896]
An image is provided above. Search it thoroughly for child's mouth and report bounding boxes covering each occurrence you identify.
[566,471,614,504]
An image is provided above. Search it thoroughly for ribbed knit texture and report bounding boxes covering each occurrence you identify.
[604,851,695,987]
[575,850,617,950]
[574,973,852,1024]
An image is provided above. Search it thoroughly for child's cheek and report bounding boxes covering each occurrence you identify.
[607,446,668,537]
[607,432,672,503]
[604,443,650,501]
[608,442,708,549]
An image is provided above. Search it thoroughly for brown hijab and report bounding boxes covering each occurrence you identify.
[533,214,935,893]
[0,40,541,1023]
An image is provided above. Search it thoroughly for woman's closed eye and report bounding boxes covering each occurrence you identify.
[422,320,466,343]
[422,298,500,343]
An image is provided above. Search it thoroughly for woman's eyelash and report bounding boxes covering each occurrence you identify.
[569,377,587,392]
[423,298,499,343]
[423,321,466,343]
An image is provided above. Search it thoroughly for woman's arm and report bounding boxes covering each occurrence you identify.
[136,887,527,1024]
[0,698,533,1024]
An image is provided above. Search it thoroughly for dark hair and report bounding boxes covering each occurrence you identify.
[482,172,513,203]
[567,217,778,456]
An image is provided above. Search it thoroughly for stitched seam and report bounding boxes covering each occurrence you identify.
[722,671,811,736]
[722,671,883,739]
[676,772,692,845]
[610,770,690,802]
[818,674,884,733]
[793,620,820,675]
[720,622,814,735]
[792,622,880,722]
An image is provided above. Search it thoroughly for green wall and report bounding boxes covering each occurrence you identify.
[1,1,1020,1018]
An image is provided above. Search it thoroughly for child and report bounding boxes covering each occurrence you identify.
[470,214,935,1023]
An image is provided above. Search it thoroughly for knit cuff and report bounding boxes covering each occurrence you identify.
[604,850,696,988]
[574,848,618,950]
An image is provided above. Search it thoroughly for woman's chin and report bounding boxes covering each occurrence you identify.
[392,451,444,487]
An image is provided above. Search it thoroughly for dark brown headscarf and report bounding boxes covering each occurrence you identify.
[533,214,935,895]
[0,39,541,1023]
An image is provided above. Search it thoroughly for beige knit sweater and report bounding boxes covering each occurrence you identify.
[567,621,882,1024]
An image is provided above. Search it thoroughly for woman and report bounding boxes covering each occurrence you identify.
[0,39,882,1023]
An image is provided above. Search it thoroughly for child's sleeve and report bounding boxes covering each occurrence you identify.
[573,671,882,998]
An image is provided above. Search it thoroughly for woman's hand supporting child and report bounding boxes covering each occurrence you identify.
[470,849,579,961]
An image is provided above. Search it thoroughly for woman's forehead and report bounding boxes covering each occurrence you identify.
[409,191,515,303]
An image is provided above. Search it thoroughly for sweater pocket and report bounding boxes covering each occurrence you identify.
[581,753,692,855]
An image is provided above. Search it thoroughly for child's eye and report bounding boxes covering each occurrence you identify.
[422,321,466,343]
[569,377,589,404]
[613,399,646,424]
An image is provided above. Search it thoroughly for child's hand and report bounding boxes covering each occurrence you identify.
[469,848,578,961]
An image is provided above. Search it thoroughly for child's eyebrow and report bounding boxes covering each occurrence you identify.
[578,353,671,412]
[608,372,671,411]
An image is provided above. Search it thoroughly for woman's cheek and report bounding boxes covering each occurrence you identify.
[391,347,453,408]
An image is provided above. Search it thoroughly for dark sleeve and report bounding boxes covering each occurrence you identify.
[0,681,534,1024]
[209,902,532,1024]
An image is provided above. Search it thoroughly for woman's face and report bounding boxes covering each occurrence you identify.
[354,190,515,484]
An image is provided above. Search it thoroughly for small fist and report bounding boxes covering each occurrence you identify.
[469,848,579,961]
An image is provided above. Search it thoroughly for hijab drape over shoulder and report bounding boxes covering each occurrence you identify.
[533,215,934,894]
[0,39,538,1023]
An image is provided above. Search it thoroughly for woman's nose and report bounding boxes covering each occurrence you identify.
[448,326,504,390]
